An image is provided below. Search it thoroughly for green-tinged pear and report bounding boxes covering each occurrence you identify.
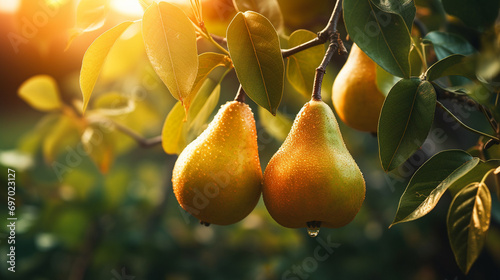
[332,43,385,132]
[263,99,365,233]
[172,101,262,225]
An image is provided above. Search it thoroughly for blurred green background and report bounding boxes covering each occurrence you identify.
[1,0,500,279]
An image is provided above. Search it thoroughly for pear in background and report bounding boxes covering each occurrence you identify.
[332,43,385,133]
[172,101,262,225]
[263,99,365,235]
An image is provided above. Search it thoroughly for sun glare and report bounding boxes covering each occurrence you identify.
[110,0,144,17]
[0,0,20,13]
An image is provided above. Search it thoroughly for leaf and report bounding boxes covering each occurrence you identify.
[186,80,221,140]
[143,2,199,113]
[185,52,230,109]
[425,54,476,81]
[391,150,478,226]
[448,182,491,274]
[258,106,293,142]
[161,102,187,155]
[18,75,63,111]
[232,0,284,32]
[69,0,109,43]
[378,79,436,171]
[227,11,284,115]
[101,24,145,81]
[81,125,114,173]
[286,29,325,97]
[42,116,81,163]
[424,31,476,60]
[343,0,415,78]
[80,21,135,113]
[441,0,500,31]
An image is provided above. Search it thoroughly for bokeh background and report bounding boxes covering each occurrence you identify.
[1,0,500,279]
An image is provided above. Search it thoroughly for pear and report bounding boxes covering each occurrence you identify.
[263,99,365,232]
[332,43,385,133]
[172,101,262,225]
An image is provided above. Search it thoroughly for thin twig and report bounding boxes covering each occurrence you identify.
[436,101,500,141]
[282,37,324,58]
[282,0,343,58]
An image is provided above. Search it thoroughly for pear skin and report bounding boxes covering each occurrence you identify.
[172,101,262,225]
[332,43,385,132]
[263,99,365,229]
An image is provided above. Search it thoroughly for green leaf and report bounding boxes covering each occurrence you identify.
[391,150,478,226]
[426,54,476,82]
[80,21,135,113]
[258,107,293,142]
[101,24,145,81]
[232,0,284,32]
[162,79,222,155]
[441,0,500,31]
[186,52,230,109]
[343,0,414,78]
[161,102,187,155]
[70,0,109,40]
[143,2,199,113]
[286,29,325,97]
[18,75,63,111]
[448,182,491,274]
[227,11,284,115]
[187,81,221,140]
[424,31,476,60]
[378,79,436,171]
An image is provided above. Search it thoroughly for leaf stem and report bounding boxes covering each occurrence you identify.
[481,168,495,185]
[411,36,427,72]
[194,24,229,55]
[436,101,500,141]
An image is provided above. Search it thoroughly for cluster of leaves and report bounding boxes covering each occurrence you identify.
[75,0,326,155]
[344,0,500,274]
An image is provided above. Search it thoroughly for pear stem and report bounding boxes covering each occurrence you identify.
[311,0,346,101]
[235,85,246,103]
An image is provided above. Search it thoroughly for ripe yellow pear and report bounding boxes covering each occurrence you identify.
[263,99,365,233]
[332,43,385,132]
[172,101,262,225]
